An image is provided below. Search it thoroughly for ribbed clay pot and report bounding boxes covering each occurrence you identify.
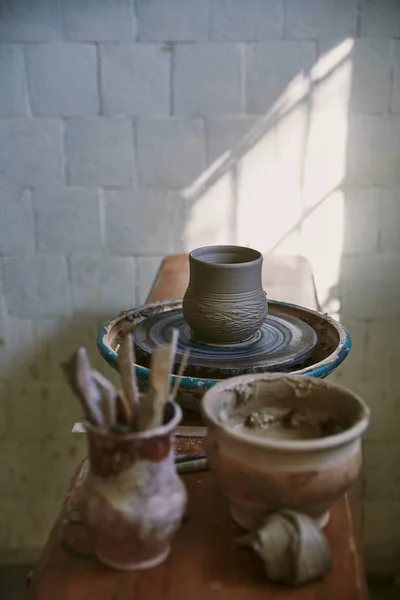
[182,245,267,344]
[81,402,187,571]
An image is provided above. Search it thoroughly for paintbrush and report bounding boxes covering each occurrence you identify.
[118,333,140,429]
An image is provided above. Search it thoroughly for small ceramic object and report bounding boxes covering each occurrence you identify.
[80,402,187,571]
[238,509,332,586]
[182,245,267,344]
[201,374,370,530]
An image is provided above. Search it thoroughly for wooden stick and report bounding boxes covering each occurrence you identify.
[137,386,156,431]
[118,333,139,428]
[150,328,179,428]
[171,349,190,402]
[61,349,104,427]
[138,328,179,431]
[92,370,117,429]
[167,328,180,380]
[116,390,133,427]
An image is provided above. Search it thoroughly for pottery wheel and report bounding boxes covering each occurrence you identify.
[133,309,318,376]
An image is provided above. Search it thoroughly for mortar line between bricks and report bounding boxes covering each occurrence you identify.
[132,0,139,40]
[283,0,288,40]
[132,118,138,183]
[170,45,175,115]
[388,40,395,116]
[356,1,362,38]
[22,46,32,116]
[203,117,210,166]
[30,187,41,254]
[315,38,320,61]
[133,256,139,306]
[65,256,73,291]
[61,118,70,186]
[58,0,66,42]
[95,43,104,116]
[206,0,212,41]
[240,43,246,113]
[98,188,107,248]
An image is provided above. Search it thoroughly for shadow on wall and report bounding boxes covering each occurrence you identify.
[0,311,119,555]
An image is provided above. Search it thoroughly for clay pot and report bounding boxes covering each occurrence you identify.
[81,402,187,571]
[201,374,369,530]
[182,245,267,344]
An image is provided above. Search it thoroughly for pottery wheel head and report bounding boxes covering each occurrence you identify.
[133,309,317,377]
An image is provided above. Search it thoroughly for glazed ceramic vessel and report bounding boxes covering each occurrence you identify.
[202,374,369,530]
[182,245,267,344]
[81,402,187,571]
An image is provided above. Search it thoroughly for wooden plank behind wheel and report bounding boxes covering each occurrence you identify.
[148,253,319,310]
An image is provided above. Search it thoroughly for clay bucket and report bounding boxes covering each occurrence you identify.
[202,374,370,530]
[182,245,267,344]
[80,402,187,571]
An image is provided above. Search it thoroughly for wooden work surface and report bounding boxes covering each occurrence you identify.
[28,254,368,600]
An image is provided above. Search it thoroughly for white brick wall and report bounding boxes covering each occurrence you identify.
[100,44,170,116]
[137,0,208,42]
[65,117,136,185]
[0,189,35,255]
[0,119,64,185]
[136,117,206,186]
[210,0,284,41]
[0,0,399,573]
[285,0,358,38]
[0,0,63,42]
[104,187,181,254]
[62,0,137,42]
[27,44,99,116]
[0,45,27,115]
[174,43,243,115]
[3,256,71,318]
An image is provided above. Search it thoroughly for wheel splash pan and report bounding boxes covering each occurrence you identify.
[97,299,351,413]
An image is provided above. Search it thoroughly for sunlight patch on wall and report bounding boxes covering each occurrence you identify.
[301,39,353,312]
[182,161,235,248]
[301,189,344,318]
[182,39,353,318]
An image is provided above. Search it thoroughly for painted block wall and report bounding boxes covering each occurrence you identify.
[0,0,399,572]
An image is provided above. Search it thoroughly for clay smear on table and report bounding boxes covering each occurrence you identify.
[219,381,345,441]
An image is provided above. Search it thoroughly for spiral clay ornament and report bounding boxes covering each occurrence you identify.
[237,510,332,586]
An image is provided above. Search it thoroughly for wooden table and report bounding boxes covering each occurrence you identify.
[28,254,368,600]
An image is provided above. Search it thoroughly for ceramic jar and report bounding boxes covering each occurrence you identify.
[182,245,267,344]
[81,402,187,571]
[201,374,370,530]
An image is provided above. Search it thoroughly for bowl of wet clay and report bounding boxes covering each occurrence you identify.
[201,374,370,530]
